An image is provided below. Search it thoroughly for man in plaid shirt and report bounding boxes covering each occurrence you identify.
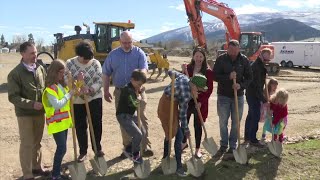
[158,70,207,177]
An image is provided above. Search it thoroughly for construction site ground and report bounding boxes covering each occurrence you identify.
[0,53,319,179]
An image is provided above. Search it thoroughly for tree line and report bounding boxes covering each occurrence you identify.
[0,33,51,52]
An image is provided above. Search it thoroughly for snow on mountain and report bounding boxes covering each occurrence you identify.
[144,11,320,43]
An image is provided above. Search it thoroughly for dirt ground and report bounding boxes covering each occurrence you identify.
[0,53,319,179]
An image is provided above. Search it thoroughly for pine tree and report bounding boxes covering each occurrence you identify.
[0,34,5,46]
[28,33,35,44]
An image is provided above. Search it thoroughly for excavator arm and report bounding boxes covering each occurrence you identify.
[183,0,241,48]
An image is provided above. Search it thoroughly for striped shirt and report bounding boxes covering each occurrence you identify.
[164,70,191,129]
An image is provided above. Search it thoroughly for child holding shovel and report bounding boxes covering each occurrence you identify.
[42,60,74,180]
[269,88,289,142]
[158,70,207,177]
[261,78,278,142]
[118,70,147,164]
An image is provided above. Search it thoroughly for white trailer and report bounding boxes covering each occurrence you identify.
[271,42,320,68]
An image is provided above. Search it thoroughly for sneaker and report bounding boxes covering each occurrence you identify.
[142,149,154,157]
[96,150,105,157]
[260,138,267,144]
[52,174,70,180]
[250,141,265,148]
[32,168,51,176]
[214,146,227,157]
[132,154,143,164]
[181,142,189,151]
[122,149,133,159]
[77,154,87,162]
[195,149,202,159]
[227,148,235,154]
[176,168,187,177]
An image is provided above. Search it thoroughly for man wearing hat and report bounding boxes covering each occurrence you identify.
[213,39,253,155]
[158,70,207,177]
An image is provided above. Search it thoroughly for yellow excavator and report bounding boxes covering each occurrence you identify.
[38,21,145,65]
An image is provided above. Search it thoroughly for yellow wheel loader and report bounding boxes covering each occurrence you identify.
[37,21,146,65]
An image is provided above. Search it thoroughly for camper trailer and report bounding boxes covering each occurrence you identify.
[271,42,320,68]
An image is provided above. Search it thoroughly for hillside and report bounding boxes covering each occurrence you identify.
[143,11,320,44]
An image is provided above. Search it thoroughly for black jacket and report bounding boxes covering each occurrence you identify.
[116,82,138,115]
[246,57,267,103]
[213,53,252,98]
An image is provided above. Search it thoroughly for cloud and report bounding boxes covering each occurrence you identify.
[169,3,185,11]
[159,22,177,33]
[59,25,74,29]
[23,26,46,30]
[234,4,279,14]
[277,0,320,8]
[131,29,153,40]
[0,25,8,29]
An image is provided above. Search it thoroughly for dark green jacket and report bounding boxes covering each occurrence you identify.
[116,82,138,116]
[7,61,46,116]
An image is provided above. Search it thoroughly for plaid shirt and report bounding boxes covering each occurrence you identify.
[164,70,191,130]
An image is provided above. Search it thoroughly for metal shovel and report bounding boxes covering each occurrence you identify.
[232,78,247,164]
[134,101,151,179]
[186,135,204,177]
[193,97,218,156]
[267,127,283,157]
[161,73,177,175]
[265,78,283,157]
[67,73,87,180]
[84,95,108,176]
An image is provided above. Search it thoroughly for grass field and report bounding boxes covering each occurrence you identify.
[99,139,320,180]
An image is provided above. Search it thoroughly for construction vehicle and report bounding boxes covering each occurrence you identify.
[183,0,280,74]
[38,21,144,65]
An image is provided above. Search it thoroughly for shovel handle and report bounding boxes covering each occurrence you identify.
[70,98,78,161]
[168,73,175,156]
[187,134,196,163]
[192,97,208,139]
[137,101,144,156]
[233,78,241,148]
[84,94,98,154]
[265,78,269,101]
[67,72,78,161]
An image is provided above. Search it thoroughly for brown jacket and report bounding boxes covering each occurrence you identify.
[7,61,46,116]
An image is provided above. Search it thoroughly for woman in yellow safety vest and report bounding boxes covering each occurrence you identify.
[42,59,74,180]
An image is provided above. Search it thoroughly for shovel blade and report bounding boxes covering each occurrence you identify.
[186,158,204,177]
[90,156,108,176]
[267,141,283,157]
[161,157,177,175]
[68,162,87,180]
[134,159,151,179]
[202,137,218,156]
[233,146,247,164]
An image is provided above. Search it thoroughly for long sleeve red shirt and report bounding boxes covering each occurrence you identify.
[270,102,288,125]
[186,65,214,120]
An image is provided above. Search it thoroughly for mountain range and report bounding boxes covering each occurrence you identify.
[143,11,320,44]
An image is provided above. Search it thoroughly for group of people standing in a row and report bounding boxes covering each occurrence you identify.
[7,31,288,180]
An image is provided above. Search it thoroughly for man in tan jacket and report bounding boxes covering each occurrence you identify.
[7,42,49,180]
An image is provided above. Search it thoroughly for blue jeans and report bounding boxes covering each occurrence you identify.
[244,95,261,143]
[163,125,183,169]
[52,130,68,178]
[217,95,244,150]
[116,114,145,154]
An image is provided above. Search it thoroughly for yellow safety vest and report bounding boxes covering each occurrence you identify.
[42,84,73,134]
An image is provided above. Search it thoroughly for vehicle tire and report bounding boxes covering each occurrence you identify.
[272,66,279,74]
[280,61,287,67]
[37,51,54,61]
[286,61,294,68]
[305,66,310,69]
[37,52,54,70]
